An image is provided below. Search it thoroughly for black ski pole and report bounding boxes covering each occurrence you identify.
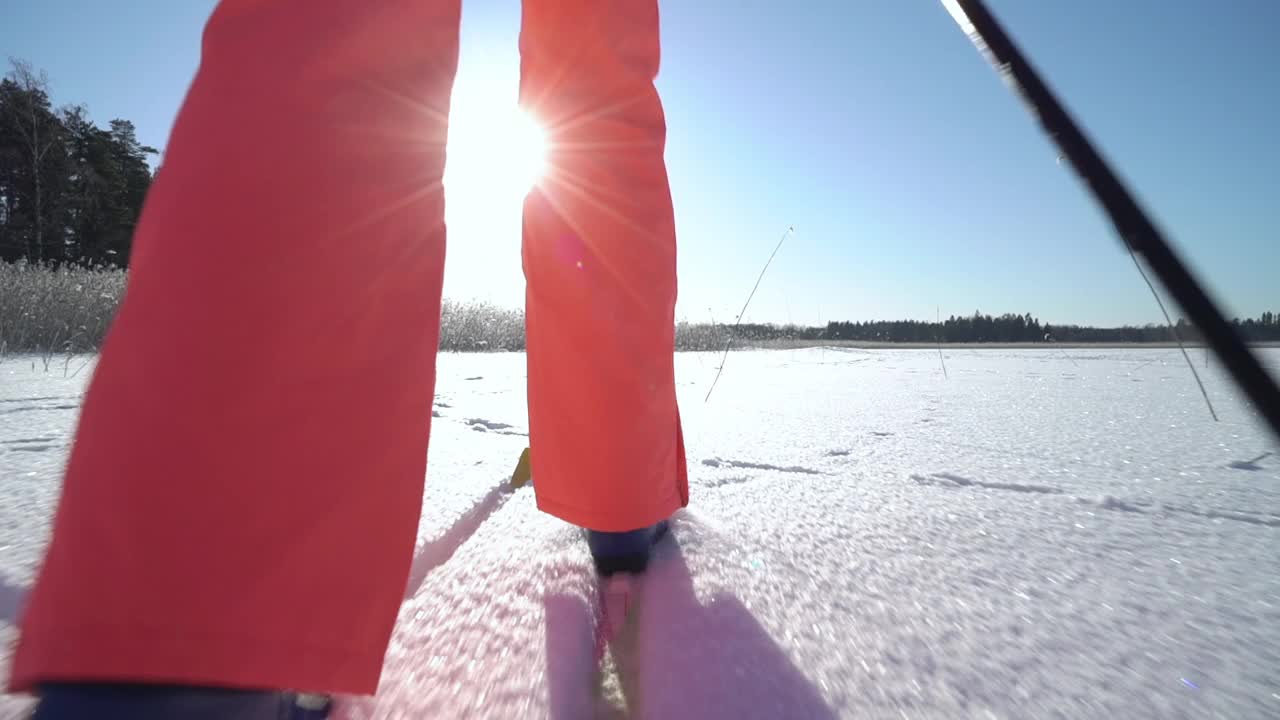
[940,0,1280,440]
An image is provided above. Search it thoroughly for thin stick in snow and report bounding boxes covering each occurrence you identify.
[705,226,794,403]
[935,306,948,379]
[1127,246,1219,422]
[1057,343,1079,369]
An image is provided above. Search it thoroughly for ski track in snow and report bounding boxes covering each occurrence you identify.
[0,404,78,417]
[701,457,822,475]
[1,349,1279,718]
[911,471,1063,495]
[466,418,529,437]
[0,396,75,406]
[402,480,514,600]
[698,474,755,489]
[915,474,1280,529]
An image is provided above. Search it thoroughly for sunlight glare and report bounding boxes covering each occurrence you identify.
[444,99,548,211]
[438,70,549,309]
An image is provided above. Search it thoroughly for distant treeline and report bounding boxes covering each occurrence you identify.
[3,63,1276,353]
[2,258,1276,358]
[715,311,1280,344]
[1,59,155,268]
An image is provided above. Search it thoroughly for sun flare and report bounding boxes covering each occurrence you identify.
[438,71,549,307]
[444,99,548,212]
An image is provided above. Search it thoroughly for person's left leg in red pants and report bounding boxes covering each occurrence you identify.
[9,0,463,710]
[520,0,689,577]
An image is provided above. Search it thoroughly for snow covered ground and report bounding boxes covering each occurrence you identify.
[0,347,1277,718]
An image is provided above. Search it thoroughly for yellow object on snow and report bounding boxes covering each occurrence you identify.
[510,447,532,489]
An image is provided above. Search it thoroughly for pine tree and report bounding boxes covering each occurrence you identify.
[0,59,69,264]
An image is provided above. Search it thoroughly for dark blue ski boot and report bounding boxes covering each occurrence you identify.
[30,683,332,719]
[587,520,671,646]
[585,519,671,577]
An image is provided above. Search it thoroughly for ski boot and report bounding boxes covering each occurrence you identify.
[586,519,671,644]
[585,519,670,577]
[30,684,332,719]
[289,693,333,719]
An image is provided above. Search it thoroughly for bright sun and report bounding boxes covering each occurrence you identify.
[444,97,548,212]
[438,73,549,307]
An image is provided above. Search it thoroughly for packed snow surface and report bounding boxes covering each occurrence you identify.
[0,348,1277,718]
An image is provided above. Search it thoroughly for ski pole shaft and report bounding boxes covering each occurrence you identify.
[941,0,1280,440]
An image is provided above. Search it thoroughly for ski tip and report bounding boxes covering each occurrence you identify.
[510,446,532,489]
[604,573,634,595]
[600,573,636,640]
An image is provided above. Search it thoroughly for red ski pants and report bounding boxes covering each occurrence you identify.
[11,0,688,696]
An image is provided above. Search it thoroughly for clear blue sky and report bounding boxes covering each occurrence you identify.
[4,0,1277,327]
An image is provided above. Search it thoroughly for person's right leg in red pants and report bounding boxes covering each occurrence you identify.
[10,0,462,711]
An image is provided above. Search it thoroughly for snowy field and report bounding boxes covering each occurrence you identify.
[0,347,1278,719]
